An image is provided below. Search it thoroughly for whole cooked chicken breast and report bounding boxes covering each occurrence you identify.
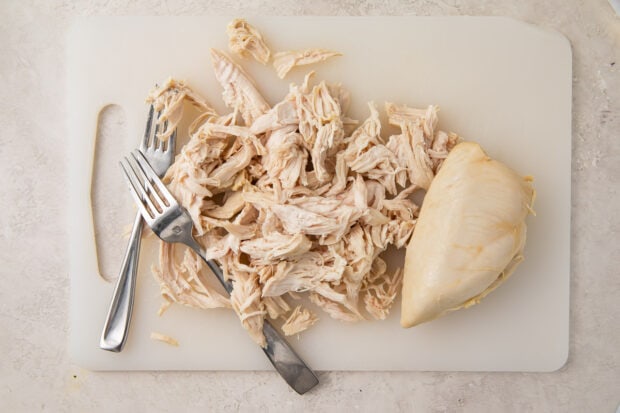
[401,142,535,328]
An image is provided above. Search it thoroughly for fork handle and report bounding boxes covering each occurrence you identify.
[260,318,320,394]
[100,212,143,352]
[187,241,319,395]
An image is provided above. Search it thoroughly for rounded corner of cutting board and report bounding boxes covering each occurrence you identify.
[542,343,570,373]
[496,16,572,60]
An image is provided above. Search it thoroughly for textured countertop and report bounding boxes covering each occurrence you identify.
[1,0,619,411]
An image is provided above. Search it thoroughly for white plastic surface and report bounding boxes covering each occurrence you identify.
[68,17,571,371]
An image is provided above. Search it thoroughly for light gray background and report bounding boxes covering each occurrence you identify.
[1,0,618,411]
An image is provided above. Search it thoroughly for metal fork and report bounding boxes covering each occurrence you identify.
[100,105,176,352]
[120,149,319,395]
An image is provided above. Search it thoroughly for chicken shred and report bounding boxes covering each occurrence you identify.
[282,306,318,336]
[226,18,271,65]
[230,271,267,347]
[152,245,231,315]
[210,48,270,125]
[150,332,180,347]
[273,48,342,79]
[147,78,218,141]
[146,21,461,347]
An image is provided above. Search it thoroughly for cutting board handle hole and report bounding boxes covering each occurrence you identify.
[91,104,133,282]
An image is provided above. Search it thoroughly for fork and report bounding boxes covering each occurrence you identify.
[120,149,319,395]
[100,105,176,352]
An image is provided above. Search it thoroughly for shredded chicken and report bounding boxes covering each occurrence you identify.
[282,306,318,336]
[145,19,461,347]
[150,332,180,347]
[210,48,270,125]
[147,78,218,141]
[152,246,231,315]
[273,48,342,79]
[227,18,271,65]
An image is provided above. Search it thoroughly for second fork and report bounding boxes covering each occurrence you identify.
[100,105,176,352]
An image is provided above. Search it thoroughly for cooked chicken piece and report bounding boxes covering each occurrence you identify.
[262,253,346,297]
[385,102,461,190]
[282,306,318,336]
[379,185,419,220]
[273,48,341,79]
[209,144,258,188]
[147,78,218,140]
[164,113,235,234]
[369,220,415,251]
[401,142,535,328]
[263,295,291,320]
[385,102,426,128]
[188,111,220,136]
[150,332,180,347]
[268,203,338,237]
[275,196,363,244]
[312,120,344,182]
[429,130,460,170]
[199,123,266,155]
[218,249,255,282]
[234,203,259,225]
[363,266,402,320]
[204,191,246,219]
[230,270,267,347]
[226,18,271,64]
[288,78,346,183]
[336,225,374,301]
[342,102,401,195]
[386,120,434,190]
[261,126,308,189]
[240,232,313,262]
[309,291,363,322]
[250,99,298,135]
[203,216,256,240]
[210,48,270,125]
[201,232,240,261]
[327,83,351,115]
[152,245,231,314]
[361,179,385,209]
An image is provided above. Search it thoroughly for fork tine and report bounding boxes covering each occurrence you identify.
[167,127,177,154]
[141,105,156,151]
[157,120,167,151]
[129,151,169,209]
[132,149,178,206]
[120,158,155,223]
[151,110,162,148]
[123,155,160,215]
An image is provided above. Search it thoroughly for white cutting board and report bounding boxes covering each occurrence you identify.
[68,17,571,371]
